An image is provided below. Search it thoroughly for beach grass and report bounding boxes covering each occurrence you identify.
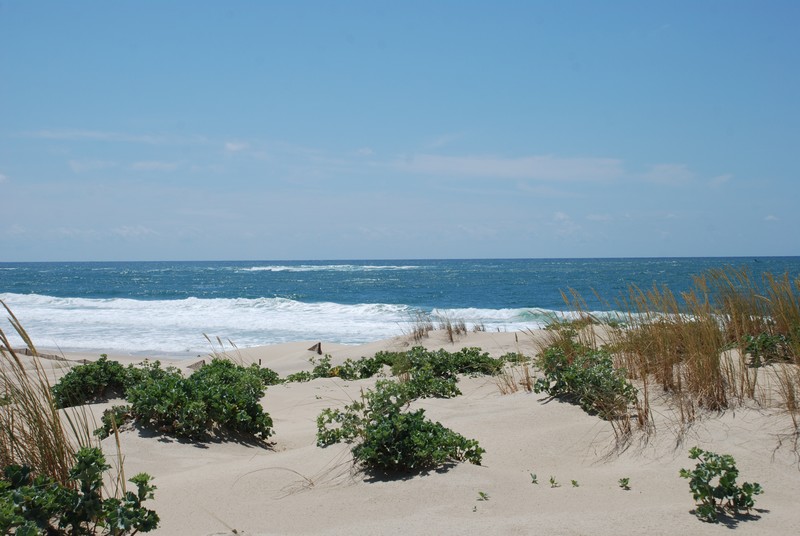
[0,300,94,485]
[549,266,800,443]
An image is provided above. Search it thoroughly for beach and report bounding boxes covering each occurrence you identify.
[30,329,800,535]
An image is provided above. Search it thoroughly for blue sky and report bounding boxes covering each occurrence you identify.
[1,1,798,261]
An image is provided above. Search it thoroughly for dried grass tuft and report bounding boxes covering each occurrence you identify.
[0,299,95,484]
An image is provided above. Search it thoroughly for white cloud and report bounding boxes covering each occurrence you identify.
[52,227,100,239]
[710,174,732,187]
[396,154,624,181]
[551,211,581,236]
[586,213,612,222]
[355,147,374,156]
[28,129,207,145]
[68,159,116,173]
[765,215,778,221]
[642,163,694,185]
[224,141,250,153]
[4,224,26,236]
[426,132,466,149]
[132,161,179,171]
[112,225,159,238]
[0,172,7,183]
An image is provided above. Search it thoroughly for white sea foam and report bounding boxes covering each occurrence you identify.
[0,293,546,356]
[238,264,421,273]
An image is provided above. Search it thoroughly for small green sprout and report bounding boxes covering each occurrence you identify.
[477,491,490,501]
[618,477,631,490]
[571,479,579,488]
[530,472,538,484]
[549,476,560,488]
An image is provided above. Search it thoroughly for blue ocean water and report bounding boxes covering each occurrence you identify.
[1,258,799,355]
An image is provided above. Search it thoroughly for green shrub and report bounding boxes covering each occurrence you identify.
[120,360,179,389]
[353,406,483,473]
[95,405,134,440]
[402,365,461,399]
[743,333,792,367]
[285,347,502,386]
[252,365,282,386]
[52,356,128,408]
[188,359,273,438]
[336,355,388,380]
[284,355,338,382]
[679,447,763,522]
[124,359,273,441]
[533,343,637,419]
[377,346,504,379]
[284,354,387,382]
[51,358,189,410]
[284,370,314,383]
[0,447,158,535]
[499,351,530,364]
[317,379,484,474]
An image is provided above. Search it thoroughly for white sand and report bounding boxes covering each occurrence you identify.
[26,331,800,534]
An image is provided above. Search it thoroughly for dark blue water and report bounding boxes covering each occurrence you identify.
[1,258,798,354]
[3,257,798,309]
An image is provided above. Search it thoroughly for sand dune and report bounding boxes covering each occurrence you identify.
[24,331,800,535]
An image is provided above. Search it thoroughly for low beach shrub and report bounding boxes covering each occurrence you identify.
[123,359,273,441]
[743,332,792,367]
[95,405,133,440]
[533,343,637,420]
[284,370,314,383]
[317,379,484,474]
[679,447,763,523]
[285,354,386,382]
[378,346,504,379]
[402,365,461,399]
[0,447,159,535]
[337,355,389,380]
[286,347,503,385]
[256,366,282,386]
[52,356,128,408]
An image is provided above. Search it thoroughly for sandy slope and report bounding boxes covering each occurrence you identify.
[33,331,800,534]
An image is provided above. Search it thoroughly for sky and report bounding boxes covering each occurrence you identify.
[1,1,798,261]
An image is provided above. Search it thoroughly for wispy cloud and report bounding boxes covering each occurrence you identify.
[112,225,159,238]
[4,224,26,236]
[550,211,581,237]
[0,172,7,183]
[52,227,101,239]
[642,163,694,185]
[68,159,116,173]
[586,213,612,222]
[710,174,732,187]
[395,154,624,181]
[765,215,778,221]
[27,129,207,145]
[224,141,250,153]
[426,132,467,149]
[132,161,179,171]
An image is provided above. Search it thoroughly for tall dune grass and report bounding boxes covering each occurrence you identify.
[554,266,800,441]
[0,300,94,484]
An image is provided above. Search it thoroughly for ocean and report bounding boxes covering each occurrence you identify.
[1,257,799,356]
